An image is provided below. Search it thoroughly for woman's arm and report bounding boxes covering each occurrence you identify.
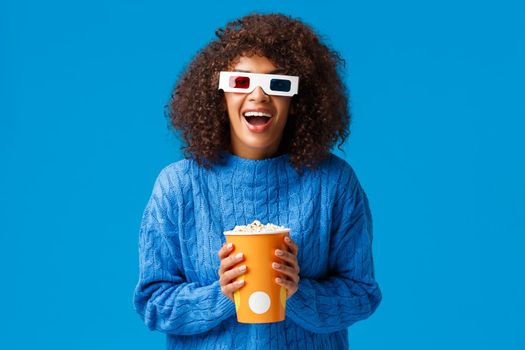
[286,165,382,333]
[133,168,235,336]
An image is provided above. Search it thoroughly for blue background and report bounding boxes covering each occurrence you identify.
[1,0,524,348]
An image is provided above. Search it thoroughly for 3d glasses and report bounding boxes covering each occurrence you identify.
[218,71,299,97]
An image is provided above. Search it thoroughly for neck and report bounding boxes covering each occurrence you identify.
[229,141,283,160]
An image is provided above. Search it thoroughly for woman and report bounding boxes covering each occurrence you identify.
[133,13,382,349]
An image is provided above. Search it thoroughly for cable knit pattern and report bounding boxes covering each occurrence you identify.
[133,152,382,349]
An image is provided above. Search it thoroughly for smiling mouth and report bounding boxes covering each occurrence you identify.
[243,111,273,126]
[244,115,272,126]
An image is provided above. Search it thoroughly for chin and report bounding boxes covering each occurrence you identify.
[241,134,275,147]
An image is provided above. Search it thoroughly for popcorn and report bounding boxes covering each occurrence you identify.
[230,220,288,233]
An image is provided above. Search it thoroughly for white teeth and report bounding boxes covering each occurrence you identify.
[243,111,272,118]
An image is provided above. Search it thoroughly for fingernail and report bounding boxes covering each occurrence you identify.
[239,265,246,271]
[276,278,282,283]
[273,262,280,268]
[276,249,283,256]
[236,252,243,259]
[227,243,233,249]
[237,280,244,285]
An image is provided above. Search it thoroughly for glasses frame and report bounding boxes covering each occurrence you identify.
[218,71,299,97]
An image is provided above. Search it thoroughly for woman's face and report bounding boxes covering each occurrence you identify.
[224,55,291,160]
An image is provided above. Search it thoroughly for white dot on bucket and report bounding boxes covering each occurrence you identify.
[248,291,271,314]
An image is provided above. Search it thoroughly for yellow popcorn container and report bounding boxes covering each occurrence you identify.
[224,225,291,324]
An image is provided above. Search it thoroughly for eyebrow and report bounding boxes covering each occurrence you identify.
[233,68,286,74]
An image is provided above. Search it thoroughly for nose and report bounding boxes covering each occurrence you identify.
[248,86,270,102]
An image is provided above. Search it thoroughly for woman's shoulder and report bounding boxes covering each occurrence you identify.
[160,158,193,176]
[317,152,357,182]
[151,158,194,195]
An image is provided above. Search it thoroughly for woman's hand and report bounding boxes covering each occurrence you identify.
[217,242,246,302]
[273,236,300,299]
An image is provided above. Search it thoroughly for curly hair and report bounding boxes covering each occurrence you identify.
[167,13,350,173]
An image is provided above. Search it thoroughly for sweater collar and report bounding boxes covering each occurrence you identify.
[214,151,292,176]
[221,151,289,165]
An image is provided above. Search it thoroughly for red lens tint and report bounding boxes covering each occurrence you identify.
[229,76,250,89]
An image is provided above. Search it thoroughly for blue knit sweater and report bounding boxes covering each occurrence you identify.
[133,151,381,349]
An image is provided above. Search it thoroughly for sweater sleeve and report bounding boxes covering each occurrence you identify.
[286,164,382,333]
[133,167,236,336]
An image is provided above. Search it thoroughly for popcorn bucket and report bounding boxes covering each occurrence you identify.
[224,223,291,324]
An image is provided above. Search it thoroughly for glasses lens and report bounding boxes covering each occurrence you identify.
[269,79,291,92]
[229,76,250,89]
